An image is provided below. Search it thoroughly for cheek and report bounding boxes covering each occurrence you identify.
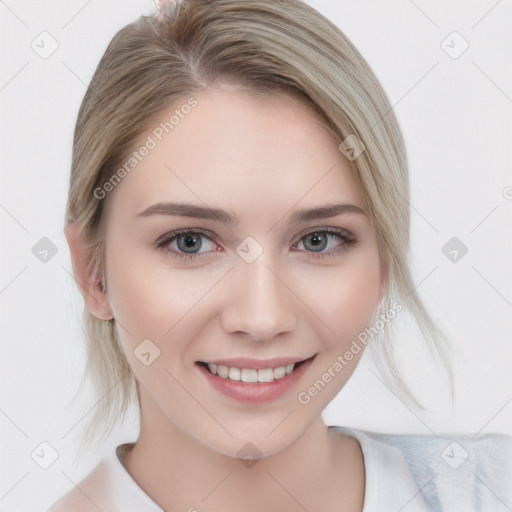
[310,253,382,344]
[104,244,224,349]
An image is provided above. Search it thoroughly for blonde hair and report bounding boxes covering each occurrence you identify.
[65,0,453,451]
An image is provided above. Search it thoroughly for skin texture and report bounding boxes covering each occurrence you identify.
[66,86,385,511]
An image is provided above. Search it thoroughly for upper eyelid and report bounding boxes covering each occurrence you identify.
[155,227,218,245]
[156,226,354,252]
[158,225,353,239]
[291,226,355,244]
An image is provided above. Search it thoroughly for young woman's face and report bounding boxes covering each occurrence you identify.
[103,88,384,457]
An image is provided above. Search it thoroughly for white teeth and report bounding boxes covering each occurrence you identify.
[217,365,228,378]
[228,367,241,381]
[205,362,297,382]
[239,368,256,382]
[273,366,286,379]
[257,368,274,383]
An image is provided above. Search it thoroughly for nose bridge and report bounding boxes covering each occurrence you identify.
[220,252,297,340]
[245,256,281,310]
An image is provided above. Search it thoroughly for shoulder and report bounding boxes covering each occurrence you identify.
[46,458,114,512]
[332,426,512,511]
[47,445,162,512]
[367,429,512,481]
[366,429,512,479]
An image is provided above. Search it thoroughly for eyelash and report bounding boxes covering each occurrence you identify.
[292,227,357,259]
[154,228,219,262]
[154,227,357,261]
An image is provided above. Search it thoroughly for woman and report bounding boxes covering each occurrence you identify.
[50,0,511,510]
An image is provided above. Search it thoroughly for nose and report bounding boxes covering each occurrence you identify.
[220,257,298,342]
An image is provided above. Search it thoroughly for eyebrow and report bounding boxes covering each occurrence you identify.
[135,202,366,225]
[136,202,237,225]
[288,203,366,223]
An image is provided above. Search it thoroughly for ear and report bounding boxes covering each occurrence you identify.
[64,221,113,321]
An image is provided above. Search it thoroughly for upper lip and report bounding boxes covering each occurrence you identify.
[198,355,315,370]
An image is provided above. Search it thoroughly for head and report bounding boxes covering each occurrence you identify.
[65,0,452,455]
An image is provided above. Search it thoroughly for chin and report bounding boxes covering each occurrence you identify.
[194,419,311,462]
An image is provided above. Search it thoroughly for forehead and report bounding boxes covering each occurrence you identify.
[106,88,363,218]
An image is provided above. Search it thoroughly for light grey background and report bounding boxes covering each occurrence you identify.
[1,1,511,510]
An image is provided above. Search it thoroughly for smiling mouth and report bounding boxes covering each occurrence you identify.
[196,356,315,384]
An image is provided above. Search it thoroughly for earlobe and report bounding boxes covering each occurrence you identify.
[64,221,113,321]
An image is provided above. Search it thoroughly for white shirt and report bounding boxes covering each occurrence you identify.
[47,426,512,511]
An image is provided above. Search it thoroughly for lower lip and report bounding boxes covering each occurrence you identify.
[197,357,315,404]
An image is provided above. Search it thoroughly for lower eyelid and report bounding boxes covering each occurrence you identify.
[156,229,355,258]
[171,235,217,253]
[155,230,216,250]
[294,231,354,248]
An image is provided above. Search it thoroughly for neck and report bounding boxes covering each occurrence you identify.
[121,388,364,511]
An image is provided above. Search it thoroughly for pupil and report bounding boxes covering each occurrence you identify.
[178,234,201,253]
[305,233,327,251]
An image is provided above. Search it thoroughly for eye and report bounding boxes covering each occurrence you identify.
[176,233,206,253]
[155,229,219,258]
[300,232,330,252]
[294,229,356,255]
